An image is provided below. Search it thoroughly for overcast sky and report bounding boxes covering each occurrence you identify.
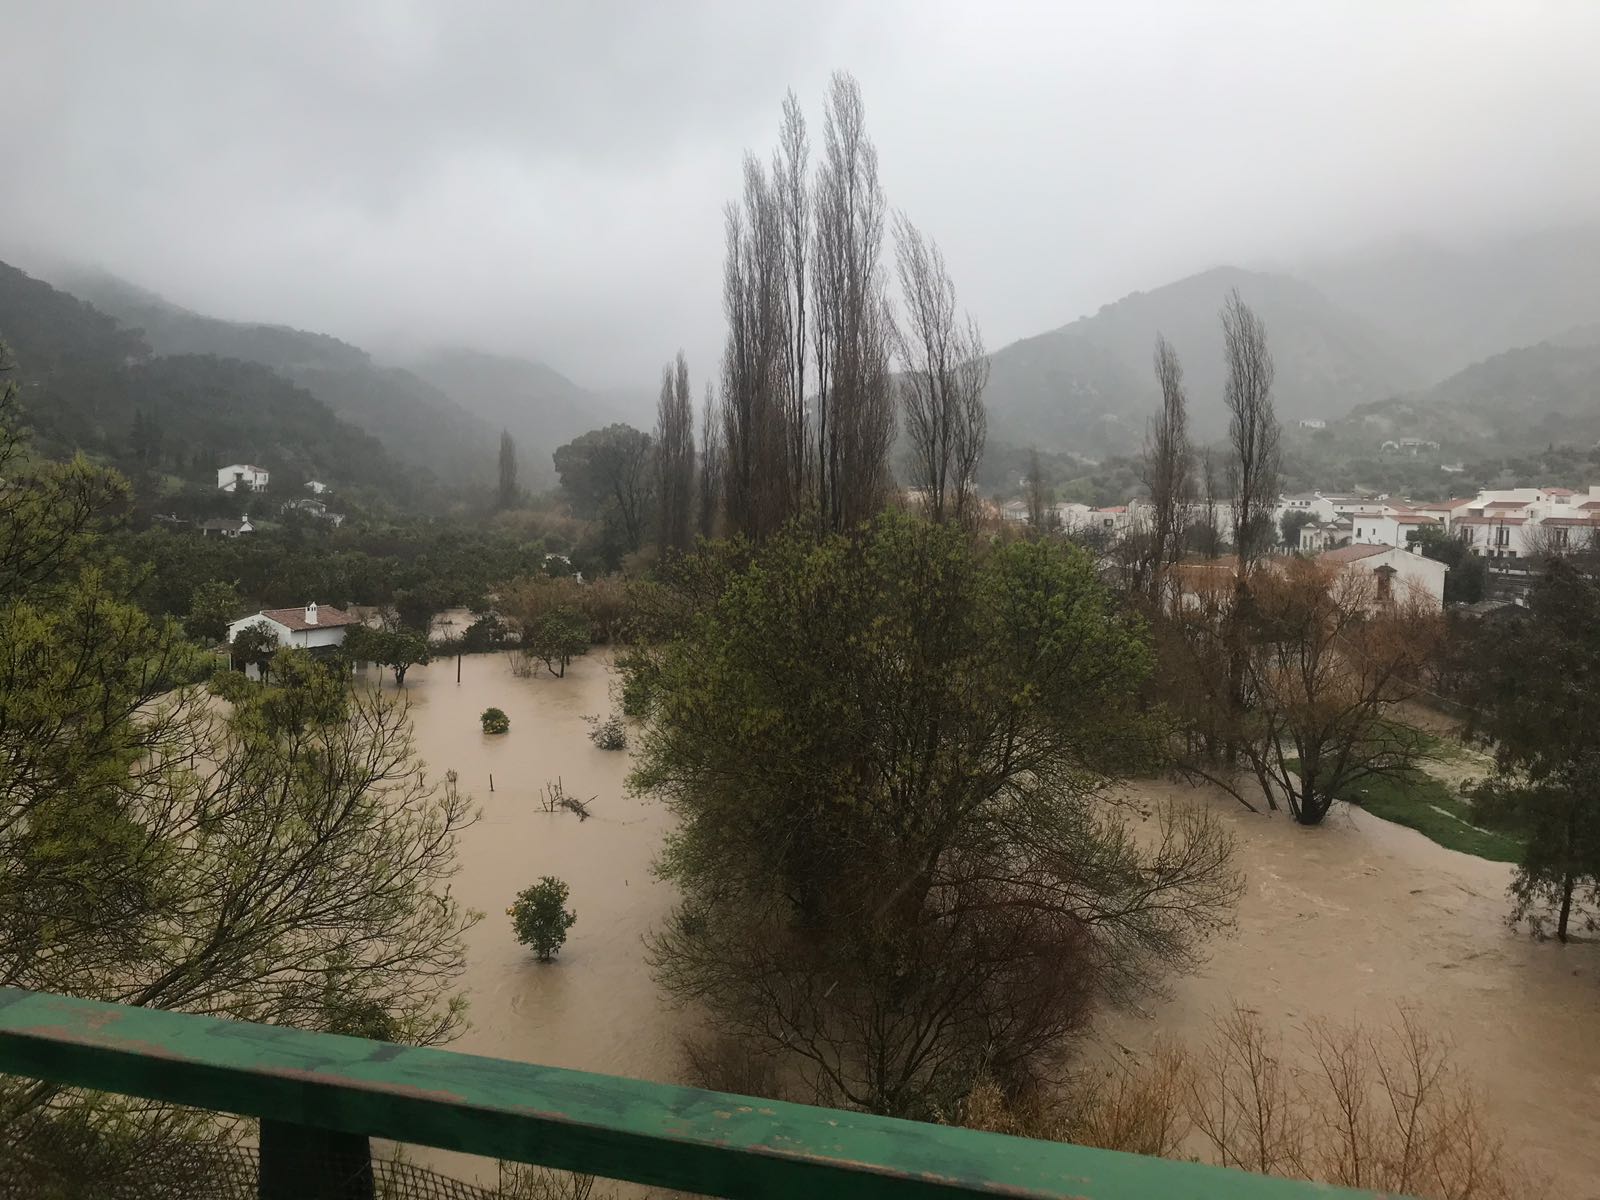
[3,1,1598,395]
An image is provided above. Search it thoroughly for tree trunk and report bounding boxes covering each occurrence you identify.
[1558,869,1574,942]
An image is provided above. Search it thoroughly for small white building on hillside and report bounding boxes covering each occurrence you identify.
[305,479,331,495]
[1316,543,1446,610]
[199,516,253,539]
[226,603,363,671]
[218,464,270,493]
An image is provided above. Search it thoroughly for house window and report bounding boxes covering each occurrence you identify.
[1553,526,1570,548]
[1494,526,1510,547]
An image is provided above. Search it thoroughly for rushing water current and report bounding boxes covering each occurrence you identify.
[395,651,1600,1195]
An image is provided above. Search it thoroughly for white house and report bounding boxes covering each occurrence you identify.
[226,603,364,673]
[1316,543,1446,610]
[1297,418,1327,431]
[218,464,270,493]
[1000,500,1031,524]
[1298,517,1352,552]
[199,515,254,539]
[305,479,331,496]
[1348,509,1442,548]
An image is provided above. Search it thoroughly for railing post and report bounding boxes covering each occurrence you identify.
[258,1118,374,1200]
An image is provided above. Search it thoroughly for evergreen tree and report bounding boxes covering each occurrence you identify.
[497,429,518,509]
[1470,560,1600,940]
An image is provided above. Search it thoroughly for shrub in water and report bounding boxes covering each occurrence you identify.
[508,877,576,962]
[480,706,510,735]
[588,712,626,751]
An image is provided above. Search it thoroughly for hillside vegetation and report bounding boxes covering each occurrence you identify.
[52,267,496,482]
[0,261,419,504]
[982,266,1421,455]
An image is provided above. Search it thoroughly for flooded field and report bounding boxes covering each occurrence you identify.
[399,649,682,1084]
[399,651,1600,1194]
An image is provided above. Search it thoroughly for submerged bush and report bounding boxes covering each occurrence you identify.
[508,877,577,962]
[480,707,510,735]
[587,712,626,751]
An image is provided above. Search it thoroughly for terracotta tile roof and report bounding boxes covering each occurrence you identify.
[1441,497,1479,509]
[1541,487,1577,496]
[1318,543,1391,564]
[255,605,362,632]
[1394,514,1441,524]
[1537,516,1600,527]
[1484,500,1527,509]
[1578,500,1600,510]
[1455,516,1527,526]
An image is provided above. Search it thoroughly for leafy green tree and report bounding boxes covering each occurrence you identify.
[1415,525,1485,604]
[508,877,576,962]
[552,424,655,555]
[524,607,590,678]
[630,514,1237,1116]
[393,582,449,634]
[229,620,280,680]
[1279,509,1316,549]
[480,707,510,735]
[1469,560,1600,940]
[345,623,431,686]
[184,579,241,644]
[0,377,476,1150]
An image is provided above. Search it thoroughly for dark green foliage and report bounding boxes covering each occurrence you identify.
[509,877,576,962]
[229,621,280,679]
[1468,560,1600,939]
[497,430,518,509]
[480,707,510,735]
[552,424,655,561]
[1279,509,1316,549]
[587,713,626,751]
[524,607,591,678]
[345,624,431,686]
[96,521,551,623]
[632,514,1237,1115]
[462,614,512,653]
[183,580,241,644]
[1414,526,1486,604]
[54,265,498,483]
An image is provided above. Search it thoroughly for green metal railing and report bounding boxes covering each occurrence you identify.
[0,987,1392,1199]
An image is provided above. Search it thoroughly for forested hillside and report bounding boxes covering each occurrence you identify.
[1335,330,1600,452]
[982,266,1419,455]
[0,261,421,504]
[406,348,624,486]
[53,267,497,482]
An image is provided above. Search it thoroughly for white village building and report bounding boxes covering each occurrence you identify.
[218,464,270,493]
[225,603,364,673]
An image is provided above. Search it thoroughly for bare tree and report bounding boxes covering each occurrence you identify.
[1221,289,1280,572]
[893,213,988,527]
[697,381,721,539]
[720,158,788,541]
[775,90,812,514]
[1139,335,1192,599]
[655,351,695,555]
[811,72,896,533]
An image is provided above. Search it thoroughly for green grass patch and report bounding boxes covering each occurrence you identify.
[1287,760,1525,863]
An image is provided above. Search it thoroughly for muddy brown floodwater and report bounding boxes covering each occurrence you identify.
[397,652,1600,1195]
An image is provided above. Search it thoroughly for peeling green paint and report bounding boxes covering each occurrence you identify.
[0,988,1403,1199]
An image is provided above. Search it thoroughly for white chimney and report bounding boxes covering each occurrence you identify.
[305,602,319,625]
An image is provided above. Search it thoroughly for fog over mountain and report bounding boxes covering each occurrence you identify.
[4,0,1600,409]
